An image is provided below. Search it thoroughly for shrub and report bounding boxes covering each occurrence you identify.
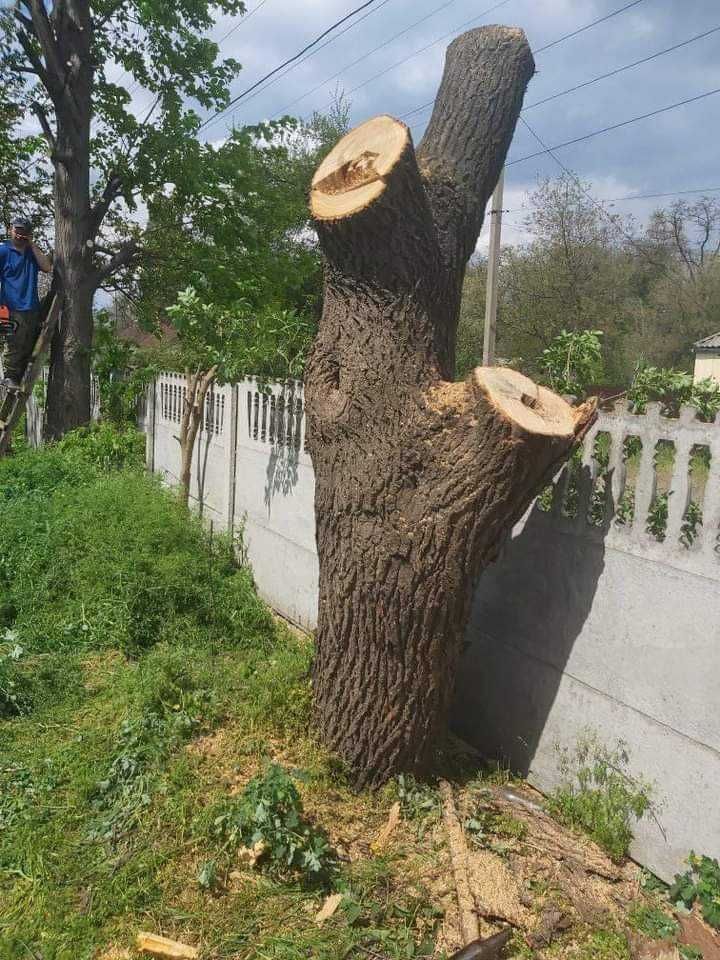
[55,421,145,470]
[670,852,720,929]
[539,329,604,397]
[0,423,143,503]
[628,365,720,421]
[547,734,653,861]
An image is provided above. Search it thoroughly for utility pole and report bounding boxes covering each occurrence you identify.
[483,168,504,366]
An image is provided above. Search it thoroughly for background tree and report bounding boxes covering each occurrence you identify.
[148,114,345,505]
[643,198,720,365]
[1,0,244,438]
[305,27,595,788]
[456,177,720,386]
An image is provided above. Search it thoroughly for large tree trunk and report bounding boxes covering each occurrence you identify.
[43,1,94,439]
[305,26,596,788]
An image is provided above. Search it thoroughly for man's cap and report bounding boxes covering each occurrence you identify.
[10,217,32,233]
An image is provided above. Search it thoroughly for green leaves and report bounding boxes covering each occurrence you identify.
[205,762,337,883]
[539,328,604,397]
[628,366,720,421]
[548,734,653,861]
[628,904,679,940]
[670,853,720,930]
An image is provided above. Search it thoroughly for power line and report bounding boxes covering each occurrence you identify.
[226,0,398,125]
[506,87,720,165]
[516,115,676,265]
[198,0,382,133]
[216,0,271,46]
[312,0,514,117]
[400,0,654,122]
[533,0,644,54]
[265,0,465,122]
[604,186,720,203]
[523,26,720,112]
[507,186,720,213]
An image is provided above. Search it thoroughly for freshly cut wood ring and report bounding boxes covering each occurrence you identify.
[310,115,409,221]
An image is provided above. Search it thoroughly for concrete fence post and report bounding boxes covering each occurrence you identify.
[145,379,157,473]
[226,382,239,535]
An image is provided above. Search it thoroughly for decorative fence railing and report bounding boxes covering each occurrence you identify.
[540,399,720,577]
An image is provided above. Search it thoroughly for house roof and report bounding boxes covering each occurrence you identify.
[695,332,720,352]
[116,322,178,349]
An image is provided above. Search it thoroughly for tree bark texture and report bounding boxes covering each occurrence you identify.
[178,367,218,507]
[43,1,95,439]
[305,27,596,788]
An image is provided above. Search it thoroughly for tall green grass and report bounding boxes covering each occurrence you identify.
[0,427,318,958]
[0,427,272,658]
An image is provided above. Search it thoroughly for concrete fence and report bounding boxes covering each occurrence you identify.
[144,373,720,881]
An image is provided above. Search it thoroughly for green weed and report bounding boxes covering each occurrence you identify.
[628,904,679,939]
[464,807,527,855]
[576,928,630,959]
[199,763,337,885]
[547,734,653,861]
[394,774,441,839]
[670,852,720,930]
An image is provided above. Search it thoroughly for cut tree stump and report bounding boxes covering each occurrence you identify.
[305,25,596,788]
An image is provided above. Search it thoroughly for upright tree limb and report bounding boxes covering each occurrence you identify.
[89,173,125,239]
[31,100,57,154]
[416,28,535,376]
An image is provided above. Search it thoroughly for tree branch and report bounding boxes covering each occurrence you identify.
[26,0,67,97]
[93,0,130,32]
[417,27,535,270]
[31,100,57,154]
[414,26,534,376]
[89,173,125,238]
[93,240,141,286]
[14,26,52,91]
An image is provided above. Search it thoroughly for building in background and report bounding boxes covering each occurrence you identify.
[694,333,720,382]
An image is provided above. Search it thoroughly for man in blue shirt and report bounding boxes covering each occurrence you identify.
[0,217,53,389]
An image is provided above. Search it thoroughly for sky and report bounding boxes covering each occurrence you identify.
[169,0,720,251]
[12,0,719,252]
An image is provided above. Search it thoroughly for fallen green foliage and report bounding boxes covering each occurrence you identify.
[199,762,337,885]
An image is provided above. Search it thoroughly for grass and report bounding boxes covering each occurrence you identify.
[0,430,451,960]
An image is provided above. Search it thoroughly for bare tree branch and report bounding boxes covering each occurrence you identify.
[14,26,52,90]
[31,100,57,153]
[93,240,141,286]
[26,0,67,95]
[89,173,125,238]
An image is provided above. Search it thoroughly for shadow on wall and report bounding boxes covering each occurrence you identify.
[452,481,608,776]
[264,440,300,510]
